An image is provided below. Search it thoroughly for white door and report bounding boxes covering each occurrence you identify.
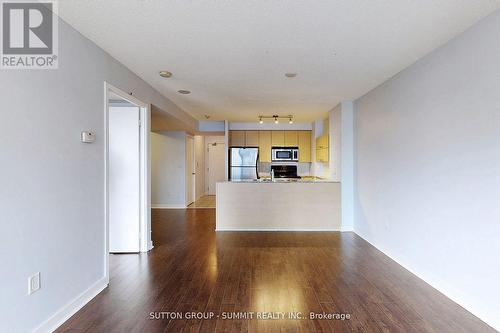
[186,136,195,205]
[109,106,140,253]
[208,142,226,195]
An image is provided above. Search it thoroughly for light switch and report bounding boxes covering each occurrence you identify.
[28,272,40,295]
[81,131,95,143]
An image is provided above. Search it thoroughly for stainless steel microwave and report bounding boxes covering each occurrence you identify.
[272,147,299,161]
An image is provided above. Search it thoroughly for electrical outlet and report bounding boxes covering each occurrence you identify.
[28,272,41,295]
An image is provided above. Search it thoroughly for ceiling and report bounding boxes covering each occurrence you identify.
[58,1,500,122]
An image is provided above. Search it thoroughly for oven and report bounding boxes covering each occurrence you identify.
[271,147,299,161]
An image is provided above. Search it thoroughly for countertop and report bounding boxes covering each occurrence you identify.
[227,176,339,183]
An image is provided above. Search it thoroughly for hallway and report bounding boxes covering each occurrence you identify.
[187,195,216,209]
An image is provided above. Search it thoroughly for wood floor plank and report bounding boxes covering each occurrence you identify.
[56,208,497,333]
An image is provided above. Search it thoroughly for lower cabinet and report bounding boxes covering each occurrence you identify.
[316,148,329,162]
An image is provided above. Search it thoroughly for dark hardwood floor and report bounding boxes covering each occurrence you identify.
[57,209,495,332]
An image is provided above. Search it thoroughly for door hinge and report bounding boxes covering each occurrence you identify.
[138,119,142,127]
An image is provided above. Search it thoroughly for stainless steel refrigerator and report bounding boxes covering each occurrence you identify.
[229,147,259,180]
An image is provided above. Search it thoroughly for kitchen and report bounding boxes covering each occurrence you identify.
[227,129,329,181]
[217,122,343,231]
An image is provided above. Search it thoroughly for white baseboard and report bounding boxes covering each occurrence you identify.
[354,231,499,332]
[151,204,186,209]
[32,277,108,333]
[215,228,342,232]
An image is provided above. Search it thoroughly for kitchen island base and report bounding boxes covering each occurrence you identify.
[216,182,341,231]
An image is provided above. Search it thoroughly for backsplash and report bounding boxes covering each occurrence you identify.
[258,162,311,176]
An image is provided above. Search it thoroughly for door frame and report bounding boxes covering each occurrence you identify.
[186,134,195,206]
[104,82,151,284]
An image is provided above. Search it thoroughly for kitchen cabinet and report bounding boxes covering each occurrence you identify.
[284,130,298,147]
[229,131,245,146]
[271,131,285,146]
[229,130,261,147]
[316,134,329,149]
[316,147,329,162]
[228,130,311,162]
[258,131,272,162]
[245,131,259,147]
[298,131,311,162]
[315,134,329,162]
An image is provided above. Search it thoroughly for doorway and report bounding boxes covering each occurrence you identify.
[207,141,226,195]
[186,135,195,206]
[104,83,151,279]
[108,99,140,253]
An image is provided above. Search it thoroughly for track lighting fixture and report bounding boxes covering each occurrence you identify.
[257,115,294,124]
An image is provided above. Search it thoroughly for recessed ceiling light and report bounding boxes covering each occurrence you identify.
[285,73,297,78]
[159,71,172,78]
[178,90,191,94]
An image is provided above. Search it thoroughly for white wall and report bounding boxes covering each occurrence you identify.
[151,131,187,208]
[354,10,500,331]
[311,103,354,230]
[205,136,226,193]
[0,17,195,333]
[194,136,206,199]
[340,101,354,231]
[224,121,229,181]
[329,105,341,181]
[198,120,225,132]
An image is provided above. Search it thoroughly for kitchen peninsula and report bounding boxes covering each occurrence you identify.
[216,180,341,231]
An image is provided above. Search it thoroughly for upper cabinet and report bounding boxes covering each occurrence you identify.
[245,131,259,147]
[298,131,311,162]
[316,134,329,149]
[271,131,285,146]
[258,131,272,162]
[229,130,312,163]
[229,131,245,146]
[284,131,298,147]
